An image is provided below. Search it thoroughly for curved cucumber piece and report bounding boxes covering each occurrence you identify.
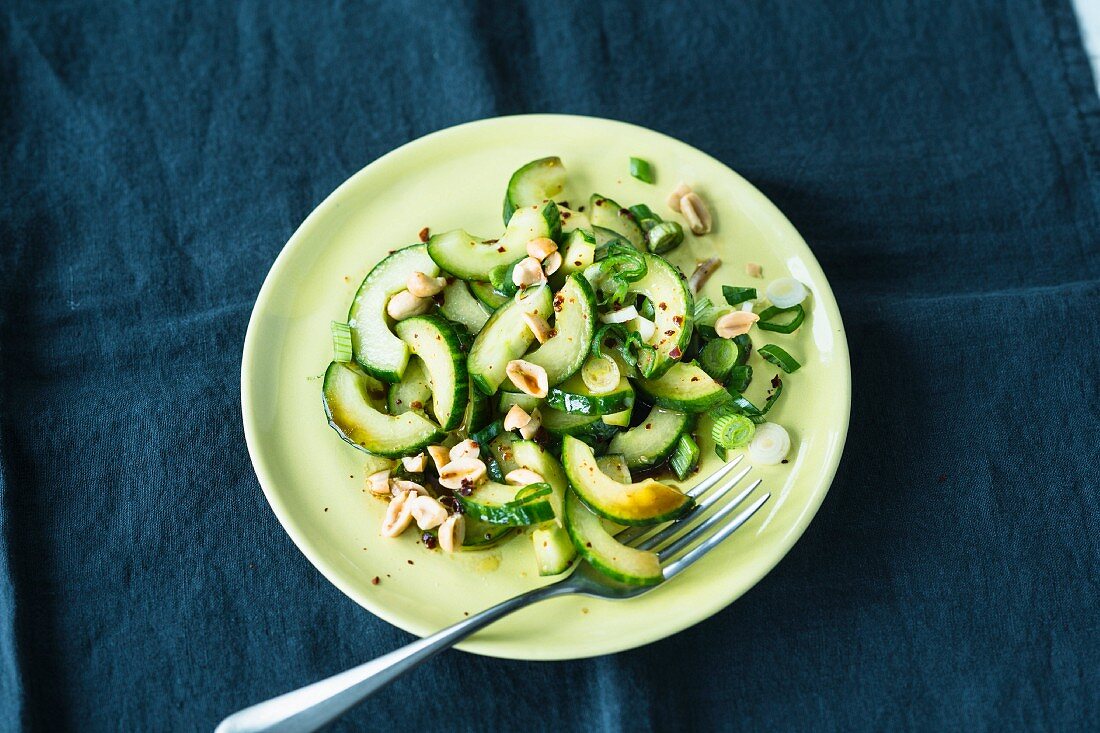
[426,230,510,282]
[596,454,632,484]
[462,516,515,548]
[488,432,519,476]
[545,371,634,416]
[589,194,645,250]
[504,157,565,224]
[468,285,553,394]
[462,378,492,434]
[439,279,490,333]
[565,489,662,586]
[540,407,622,442]
[636,362,729,413]
[499,391,541,414]
[628,253,693,377]
[322,362,443,458]
[458,482,556,525]
[468,281,509,310]
[386,356,432,416]
[558,206,591,234]
[513,440,576,575]
[395,315,469,431]
[503,273,595,391]
[602,407,632,428]
[561,435,692,525]
[608,407,691,469]
[347,244,438,382]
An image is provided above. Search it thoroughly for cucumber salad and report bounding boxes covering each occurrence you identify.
[322,156,810,586]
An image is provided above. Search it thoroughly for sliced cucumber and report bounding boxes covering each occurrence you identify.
[636,361,730,413]
[589,194,645,250]
[503,273,595,391]
[511,440,568,524]
[322,361,443,458]
[557,228,596,278]
[540,407,622,442]
[488,432,519,475]
[545,370,634,416]
[628,253,693,377]
[561,435,692,525]
[602,407,633,428]
[462,517,514,549]
[361,453,397,476]
[426,230,510,282]
[608,407,691,469]
[468,285,553,394]
[458,481,556,525]
[439,279,490,333]
[394,315,468,431]
[531,526,577,575]
[499,391,541,414]
[386,356,432,416]
[565,489,662,586]
[499,200,561,251]
[347,244,439,382]
[558,206,591,234]
[512,440,576,575]
[462,378,492,434]
[504,157,565,224]
[596,454,632,484]
[469,281,509,310]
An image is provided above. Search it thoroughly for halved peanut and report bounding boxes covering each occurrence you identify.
[366,470,392,496]
[542,251,562,276]
[438,456,488,490]
[526,237,557,261]
[505,468,545,486]
[679,192,712,235]
[506,360,548,398]
[427,445,450,472]
[745,262,763,278]
[437,515,465,553]
[503,404,532,432]
[408,495,448,530]
[522,311,553,344]
[392,479,429,497]
[386,290,431,320]
[381,490,415,537]
[406,271,446,298]
[512,257,547,289]
[715,310,760,338]
[666,182,691,212]
[449,439,480,462]
[519,408,542,440]
[401,453,427,473]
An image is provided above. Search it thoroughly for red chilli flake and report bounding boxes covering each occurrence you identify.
[672,315,684,324]
[371,576,380,585]
[422,532,438,550]
[771,375,782,388]
[669,347,682,359]
[497,246,506,253]
[418,227,430,242]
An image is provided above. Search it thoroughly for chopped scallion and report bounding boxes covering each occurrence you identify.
[629,157,655,184]
[670,434,700,480]
[722,285,757,306]
[758,344,801,373]
[645,220,684,254]
[699,338,738,382]
[711,412,756,449]
[727,364,753,393]
[756,304,805,334]
[331,321,354,362]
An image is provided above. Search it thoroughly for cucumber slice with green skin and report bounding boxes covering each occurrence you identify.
[439,279,491,333]
[636,361,730,413]
[561,435,692,525]
[428,203,558,282]
[545,370,634,416]
[468,285,553,395]
[512,440,576,576]
[469,281,509,310]
[347,244,439,382]
[565,489,662,586]
[361,453,397,476]
[488,432,519,475]
[386,356,432,416]
[608,407,691,469]
[462,516,514,548]
[322,361,444,458]
[504,157,565,224]
[502,273,595,391]
[596,454,632,484]
[628,253,693,377]
[558,206,591,234]
[458,482,556,525]
[589,194,645,250]
[557,229,596,278]
[602,408,632,428]
[499,391,541,414]
[395,315,469,431]
[540,407,622,442]
[462,378,492,434]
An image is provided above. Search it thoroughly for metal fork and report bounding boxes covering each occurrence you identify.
[216,457,767,733]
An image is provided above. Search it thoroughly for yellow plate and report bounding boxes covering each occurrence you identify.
[241,114,850,660]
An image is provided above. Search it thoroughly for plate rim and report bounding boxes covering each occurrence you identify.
[241,113,851,660]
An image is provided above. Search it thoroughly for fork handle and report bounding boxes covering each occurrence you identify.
[215,583,567,733]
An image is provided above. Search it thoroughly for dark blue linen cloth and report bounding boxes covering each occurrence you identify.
[2,1,1098,730]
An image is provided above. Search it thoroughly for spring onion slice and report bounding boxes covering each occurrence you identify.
[693,297,717,323]
[511,483,553,504]
[645,221,684,254]
[670,434,700,481]
[629,157,655,184]
[722,285,757,306]
[728,365,753,393]
[599,304,638,324]
[581,354,621,395]
[699,338,738,382]
[756,305,805,334]
[729,377,783,423]
[633,315,656,342]
[629,204,661,231]
[592,323,661,379]
[758,344,801,373]
[638,297,655,320]
[712,412,756,449]
[733,334,753,365]
[331,321,354,362]
[747,423,791,465]
[765,278,807,309]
